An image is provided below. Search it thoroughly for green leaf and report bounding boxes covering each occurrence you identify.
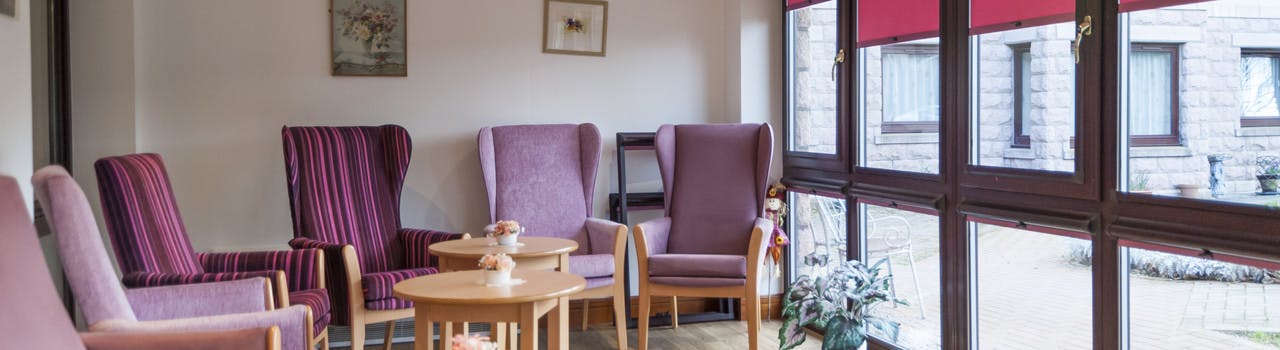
[778,315,808,350]
[865,316,901,343]
[821,315,865,350]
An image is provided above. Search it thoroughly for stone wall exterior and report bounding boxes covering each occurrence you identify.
[790,1,1280,197]
[791,6,839,154]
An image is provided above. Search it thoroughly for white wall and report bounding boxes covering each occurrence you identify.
[0,0,32,208]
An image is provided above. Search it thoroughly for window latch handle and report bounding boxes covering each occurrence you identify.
[832,48,846,81]
[1073,15,1093,64]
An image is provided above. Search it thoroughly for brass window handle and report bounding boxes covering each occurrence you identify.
[1073,15,1093,64]
[832,48,846,81]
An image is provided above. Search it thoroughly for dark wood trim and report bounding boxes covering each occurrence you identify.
[783,0,852,173]
[1011,43,1031,148]
[1128,43,1180,147]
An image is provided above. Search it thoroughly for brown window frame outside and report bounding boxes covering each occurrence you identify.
[782,1,1280,349]
[1012,44,1032,148]
[881,44,941,134]
[1128,43,1181,147]
[1239,49,1280,127]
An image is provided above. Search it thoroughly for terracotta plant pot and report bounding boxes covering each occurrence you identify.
[1175,184,1202,198]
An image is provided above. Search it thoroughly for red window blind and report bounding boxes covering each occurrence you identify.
[857,0,939,47]
[1119,0,1211,13]
[787,0,832,11]
[970,0,1074,35]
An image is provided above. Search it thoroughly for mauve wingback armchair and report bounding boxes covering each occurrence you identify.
[478,123,628,347]
[94,153,331,349]
[31,166,315,350]
[282,125,467,350]
[633,123,774,350]
[0,174,284,350]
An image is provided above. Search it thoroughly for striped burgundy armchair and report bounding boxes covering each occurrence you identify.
[94,153,330,349]
[282,125,467,350]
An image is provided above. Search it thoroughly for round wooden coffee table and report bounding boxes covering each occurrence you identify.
[394,269,585,350]
[429,236,578,272]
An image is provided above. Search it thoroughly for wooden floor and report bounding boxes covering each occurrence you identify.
[335,320,823,350]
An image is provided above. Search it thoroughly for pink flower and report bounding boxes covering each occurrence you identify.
[478,253,515,271]
[451,334,495,350]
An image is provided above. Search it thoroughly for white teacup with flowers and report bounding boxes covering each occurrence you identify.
[484,220,523,246]
[479,253,516,286]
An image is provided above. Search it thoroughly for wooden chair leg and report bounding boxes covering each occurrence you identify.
[613,287,627,350]
[745,294,761,350]
[581,299,590,331]
[638,290,651,350]
[351,323,366,350]
[383,320,396,350]
[671,296,679,329]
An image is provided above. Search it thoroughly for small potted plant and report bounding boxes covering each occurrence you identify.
[484,220,523,246]
[1175,183,1203,198]
[478,253,516,285]
[1257,156,1280,194]
[779,259,904,350]
[1130,171,1152,194]
[451,334,498,350]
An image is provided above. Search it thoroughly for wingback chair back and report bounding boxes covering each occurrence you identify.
[33,167,140,326]
[281,125,410,274]
[655,123,772,255]
[0,175,88,350]
[95,153,204,276]
[477,124,602,253]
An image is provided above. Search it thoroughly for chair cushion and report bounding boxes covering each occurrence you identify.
[648,254,747,279]
[568,254,614,279]
[362,267,438,303]
[585,276,615,290]
[289,288,331,334]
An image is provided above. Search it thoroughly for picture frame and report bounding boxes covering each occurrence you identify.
[330,0,407,76]
[543,0,608,57]
[1,0,15,18]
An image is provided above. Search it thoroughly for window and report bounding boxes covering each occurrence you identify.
[1012,44,1032,148]
[1241,50,1280,127]
[1129,44,1180,146]
[788,1,841,155]
[882,45,940,134]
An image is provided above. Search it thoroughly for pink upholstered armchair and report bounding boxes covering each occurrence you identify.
[478,123,628,348]
[29,166,314,350]
[94,153,330,348]
[282,125,467,350]
[633,123,774,350]
[0,175,284,350]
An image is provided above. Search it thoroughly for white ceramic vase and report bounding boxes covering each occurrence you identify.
[497,233,519,246]
[484,269,512,285]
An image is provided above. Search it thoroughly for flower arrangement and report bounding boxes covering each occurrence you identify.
[484,220,523,246]
[563,17,587,33]
[451,334,498,350]
[478,253,516,271]
[337,0,399,57]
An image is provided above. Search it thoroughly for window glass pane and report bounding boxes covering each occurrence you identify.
[862,203,941,349]
[858,41,941,174]
[1120,1,1280,208]
[1242,56,1279,118]
[1018,50,1032,138]
[1125,246,1280,349]
[971,20,1078,172]
[789,2,840,155]
[789,192,847,280]
[1130,50,1174,136]
[974,222,1092,349]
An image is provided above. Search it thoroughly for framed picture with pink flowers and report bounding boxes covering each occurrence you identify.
[543,0,608,57]
[330,0,407,76]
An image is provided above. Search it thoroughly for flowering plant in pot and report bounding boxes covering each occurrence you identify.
[451,334,498,350]
[484,220,523,246]
[1257,156,1280,194]
[779,258,904,350]
[478,253,516,285]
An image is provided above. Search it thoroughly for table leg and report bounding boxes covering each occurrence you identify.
[509,322,519,350]
[414,307,433,350]
[520,303,539,350]
[547,296,569,350]
[557,253,569,272]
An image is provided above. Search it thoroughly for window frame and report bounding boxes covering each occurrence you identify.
[784,0,854,173]
[1012,43,1032,148]
[1239,49,1280,128]
[1127,43,1181,147]
[880,44,941,134]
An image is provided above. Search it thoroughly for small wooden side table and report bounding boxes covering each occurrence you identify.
[394,269,585,350]
[430,236,578,272]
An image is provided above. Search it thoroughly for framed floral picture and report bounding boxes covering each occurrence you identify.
[331,0,407,76]
[543,0,608,57]
[0,0,14,18]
